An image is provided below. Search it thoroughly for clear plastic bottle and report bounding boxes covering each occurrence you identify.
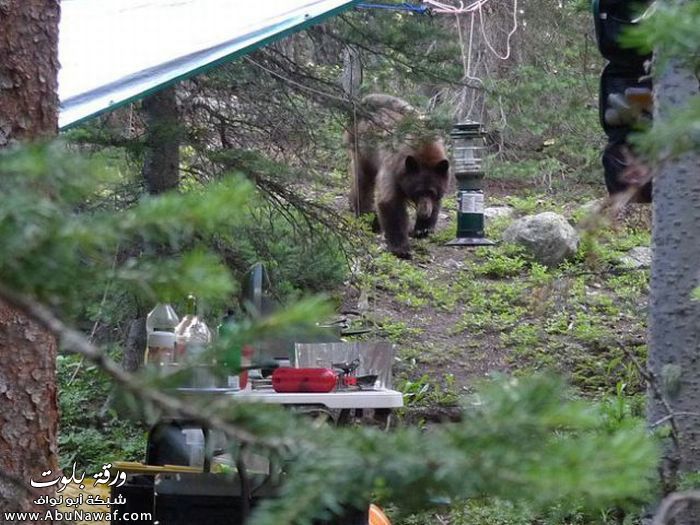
[174,295,212,362]
[145,331,176,372]
[146,303,179,333]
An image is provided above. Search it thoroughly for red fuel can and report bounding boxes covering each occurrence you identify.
[271,367,338,393]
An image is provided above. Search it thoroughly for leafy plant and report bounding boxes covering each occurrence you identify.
[397,373,460,407]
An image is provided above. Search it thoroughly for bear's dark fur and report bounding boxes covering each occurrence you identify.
[347,94,450,259]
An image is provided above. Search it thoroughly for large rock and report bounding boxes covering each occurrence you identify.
[619,246,652,269]
[502,212,579,266]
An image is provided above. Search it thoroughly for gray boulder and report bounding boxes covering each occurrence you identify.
[619,246,652,269]
[502,212,579,266]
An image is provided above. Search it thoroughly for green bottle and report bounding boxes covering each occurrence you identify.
[218,310,241,389]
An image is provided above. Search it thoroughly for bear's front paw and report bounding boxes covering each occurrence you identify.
[411,227,434,239]
[389,245,412,259]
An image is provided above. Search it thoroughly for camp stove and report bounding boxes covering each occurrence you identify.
[245,353,383,394]
[332,358,379,391]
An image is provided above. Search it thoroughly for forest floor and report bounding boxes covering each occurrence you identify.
[334,177,652,417]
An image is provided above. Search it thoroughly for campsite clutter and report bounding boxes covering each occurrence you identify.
[118,265,402,524]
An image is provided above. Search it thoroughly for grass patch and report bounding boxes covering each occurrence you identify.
[396,373,460,408]
[58,352,147,472]
[378,319,425,343]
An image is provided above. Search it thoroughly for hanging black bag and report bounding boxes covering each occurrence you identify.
[592,0,652,65]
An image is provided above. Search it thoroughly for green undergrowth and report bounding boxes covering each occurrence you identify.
[360,251,464,311]
[58,351,147,473]
[396,373,461,409]
[398,496,634,525]
[378,319,425,343]
[395,379,649,525]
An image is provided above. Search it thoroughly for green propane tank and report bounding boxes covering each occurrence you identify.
[457,189,485,238]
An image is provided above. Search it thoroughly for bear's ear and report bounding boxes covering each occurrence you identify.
[435,159,450,176]
[405,155,419,174]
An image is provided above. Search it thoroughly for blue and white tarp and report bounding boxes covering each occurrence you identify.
[58,0,358,129]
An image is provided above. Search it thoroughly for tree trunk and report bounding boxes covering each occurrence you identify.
[99,317,146,419]
[138,87,179,377]
[122,317,147,373]
[340,46,362,98]
[0,0,61,521]
[0,1,60,147]
[141,87,180,194]
[647,1,700,521]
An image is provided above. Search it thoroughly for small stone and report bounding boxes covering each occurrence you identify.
[619,246,652,269]
[0,73,13,89]
[484,206,514,221]
[357,289,370,313]
[502,212,579,267]
[443,258,464,270]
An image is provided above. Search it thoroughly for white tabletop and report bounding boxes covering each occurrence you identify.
[232,388,404,409]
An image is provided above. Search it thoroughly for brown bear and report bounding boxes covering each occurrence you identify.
[347,94,450,259]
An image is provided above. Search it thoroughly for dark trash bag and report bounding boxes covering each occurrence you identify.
[602,141,652,202]
[598,61,652,138]
[592,0,652,65]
